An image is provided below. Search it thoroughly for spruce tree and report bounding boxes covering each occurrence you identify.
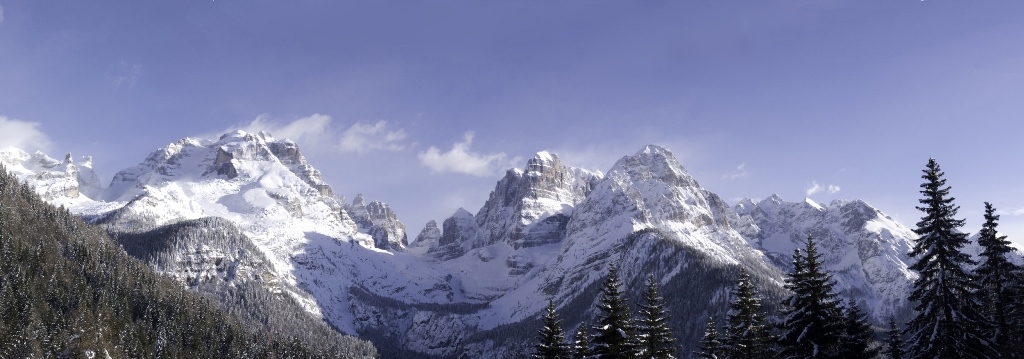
[723,269,774,359]
[636,274,675,358]
[533,299,570,359]
[975,202,1019,357]
[695,317,722,359]
[777,235,845,358]
[591,264,636,358]
[838,300,878,359]
[905,158,993,359]
[885,318,904,359]
[572,322,592,359]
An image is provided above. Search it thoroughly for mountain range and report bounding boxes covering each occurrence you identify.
[0,130,927,357]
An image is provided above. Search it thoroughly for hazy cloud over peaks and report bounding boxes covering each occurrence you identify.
[0,116,52,152]
[724,163,749,180]
[339,120,408,154]
[418,131,511,176]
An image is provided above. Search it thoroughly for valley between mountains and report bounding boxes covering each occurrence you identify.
[1,130,931,357]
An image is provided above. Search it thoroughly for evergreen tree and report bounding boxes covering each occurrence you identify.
[885,318,904,359]
[975,202,1019,358]
[572,322,592,359]
[533,299,570,359]
[777,235,845,358]
[838,300,879,359]
[695,317,723,359]
[905,158,993,359]
[722,269,774,359]
[591,264,636,358]
[636,274,675,358]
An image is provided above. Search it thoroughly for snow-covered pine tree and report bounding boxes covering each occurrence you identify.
[975,202,1019,358]
[533,299,570,359]
[777,235,845,358]
[695,317,722,359]
[572,322,592,359]
[591,264,637,358]
[636,274,675,358]
[838,300,879,358]
[723,268,775,359]
[905,158,993,359]
[885,318,904,359]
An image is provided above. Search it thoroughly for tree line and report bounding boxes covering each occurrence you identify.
[532,158,1023,359]
[0,165,378,358]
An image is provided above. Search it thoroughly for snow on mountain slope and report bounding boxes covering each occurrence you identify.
[4,135,965,357]
[732,195,919,321]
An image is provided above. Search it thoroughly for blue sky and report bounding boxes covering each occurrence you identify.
[1,1,1022,243]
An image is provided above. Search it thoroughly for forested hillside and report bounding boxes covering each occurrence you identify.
[0,165,378,358]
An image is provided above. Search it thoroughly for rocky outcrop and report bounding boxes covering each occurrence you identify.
[0,149,103,201]
[346,194,408,250]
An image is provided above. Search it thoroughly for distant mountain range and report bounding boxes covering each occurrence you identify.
[1,131,933,357]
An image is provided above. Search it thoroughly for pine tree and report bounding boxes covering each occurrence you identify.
[695,317,722,359]
[777,235,845,358]
[838,300,879,359]
[533,299,570,359]
[591,264,636,358]
[975,202,1019,358]
[636,274,675,358]
[722,269,774,359]
[572,322,592,359]
[885,318,904,359]
[905,158,993,359]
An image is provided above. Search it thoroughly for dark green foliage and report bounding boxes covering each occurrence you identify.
[591,264,636,358]
[838,301,879,359]
[695,318,722,359]
[777,235,845,358]
[571,322,592,359]
[722,269,775,359]
[975,202,1019,358]
[885,318,904,359]
[533,299,570,359]
[636,274,675,358]
[0,166,377,358]
[905,159,992,359]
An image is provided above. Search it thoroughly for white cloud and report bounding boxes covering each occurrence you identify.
[241,113,332,144]
[339,120,408,154]
[0,116,52,152]
[724,163,749,180]
[107,60,142,88]
[806,180,841,196]
[806,181,823,196]
[0,5,5,25]
[418,131,509,176]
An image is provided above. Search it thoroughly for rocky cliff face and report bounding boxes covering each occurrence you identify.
[472,152,601,249]
[346,194,408,250]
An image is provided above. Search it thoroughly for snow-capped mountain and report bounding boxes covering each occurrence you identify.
[732,195,918,321]
[2,134,935,357]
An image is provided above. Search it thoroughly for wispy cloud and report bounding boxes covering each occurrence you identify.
[241,113,332,144]
[0,116,52,152]
[0,5,6,25]
[724,163,749,180]
[339,120,408,154]
[806,180,841,196]
[418,131,510,176]
[106,60,142,88]
[806,181,823,196]
[999,207,1024,216]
